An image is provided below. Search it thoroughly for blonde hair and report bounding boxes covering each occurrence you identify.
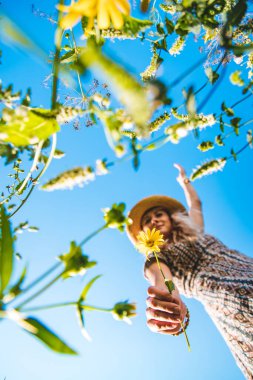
[168,211,202,244]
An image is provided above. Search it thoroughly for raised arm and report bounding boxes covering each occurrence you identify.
[174,163,204,232]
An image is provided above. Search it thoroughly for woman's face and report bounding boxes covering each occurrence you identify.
[141,207,172,238]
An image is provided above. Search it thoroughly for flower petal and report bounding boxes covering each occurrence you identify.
[60,13,81,29]
[116,0,131,14]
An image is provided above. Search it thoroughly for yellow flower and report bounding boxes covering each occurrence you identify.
[57,0,131,33]
[136,228,165,257]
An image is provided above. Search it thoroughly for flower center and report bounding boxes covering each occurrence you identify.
[146,239,154,247]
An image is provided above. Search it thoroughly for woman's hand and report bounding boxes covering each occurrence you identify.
[146,286,187,335]
[173,163,188,188]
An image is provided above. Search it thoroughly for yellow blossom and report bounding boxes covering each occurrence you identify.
[57,0,131,34]
[136,228,165,257]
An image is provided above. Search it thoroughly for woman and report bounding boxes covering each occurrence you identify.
[126,164,253,379]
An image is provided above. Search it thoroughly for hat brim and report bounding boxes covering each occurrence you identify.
[126,195,186,244]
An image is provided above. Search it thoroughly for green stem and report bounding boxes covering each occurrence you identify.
[170,55,207,89]
[51,3,64,110]
[21,302,113,314]
[8,185,35,219]
[7,262,62,306]
[17,140,44,195]
[71,29,85,99]
[79,224,107,247]
[153,251,191,352]
[8,134,57,220]
[223,118,253,140]
[80,305,113,313]
[15,270,65,310]
[21,301,76,312]
[227,141,251,161]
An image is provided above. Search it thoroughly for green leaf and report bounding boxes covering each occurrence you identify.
[76,305,91,341]
[221,102,234,116]
[60,49,79,64]
[230,148,238,161]
[0,108,60,147]
[247,130,253,148]
[22,317,78,355]
[231,44,253,57]
[231,117,241,135]
[4,266,27,301]
[205,67,219,84]
[78,275,102,304]
[215,134,224,146]
[225,0,247,27]
[156,23,165,35]
[131,137,140,170]
[242,81,253,94]
[185,86,196,116]
[0,205,14,295]
[219,115,224,132]
[79,40,152,135]
[165,279,175,294]
[165,17,174,34]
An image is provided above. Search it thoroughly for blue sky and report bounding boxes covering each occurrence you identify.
[0,1,252,380]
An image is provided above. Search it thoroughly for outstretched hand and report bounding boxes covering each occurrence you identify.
[146,286,187,335]
[173,163,188,187]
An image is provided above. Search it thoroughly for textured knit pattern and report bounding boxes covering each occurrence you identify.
[144,234,253,379]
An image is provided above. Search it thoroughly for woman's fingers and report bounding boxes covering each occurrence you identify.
[146,307,181,322]
[173,163,187,181]
[147,286,180,304]
[147,319,181,334]
[173,163,185,173]
[146,297,181,315]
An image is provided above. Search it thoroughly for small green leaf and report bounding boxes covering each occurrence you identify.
[0,205,14,295]
[226,0,247,27]
[4,266,27,301]
[221,102,234,117]
[165,17,174,34]
[205,67,219,84]
[185,86,196,116]
[60,49,79,64]
[230,148,238,161]
[165,279,175,294]
[215,134,224,146]
[156,23,165,35]
[22,317,78,355]
[231,117,241,135]
[219,115,224,132]
[76,305,92,341]
[78,275,102,304]
[247,130,253,148]
[242,81,253,94]
[231,43,253,57]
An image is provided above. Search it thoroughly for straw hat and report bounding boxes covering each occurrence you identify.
[126,195,186,244]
